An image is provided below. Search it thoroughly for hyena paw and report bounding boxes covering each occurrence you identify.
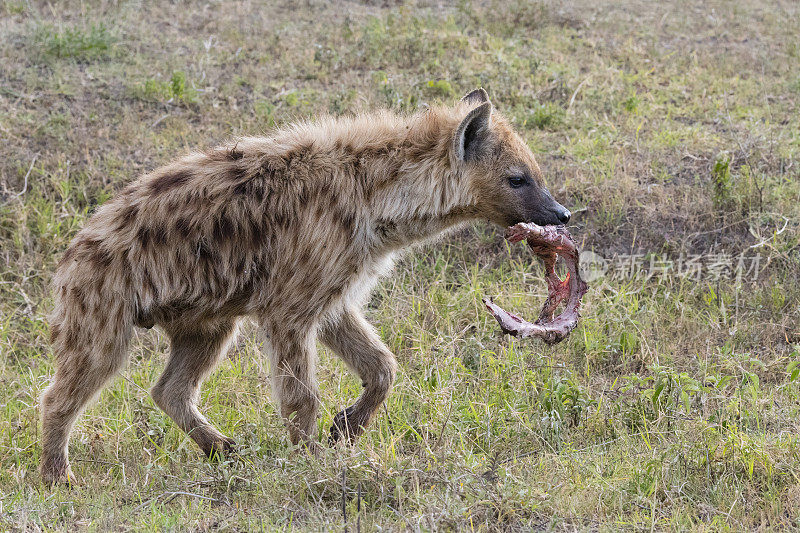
[40,456,74,487]
[202,435,237,461]
[300,439,323,457]
[329,407,363,446]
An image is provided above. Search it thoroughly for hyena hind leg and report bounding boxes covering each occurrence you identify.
[320,306,397,445]
[151,319,239,458]
[41,328,131,485]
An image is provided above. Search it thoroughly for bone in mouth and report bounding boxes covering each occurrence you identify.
[483,222,589,345]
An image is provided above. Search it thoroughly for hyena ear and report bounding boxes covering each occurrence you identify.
[454,101,492,162]
[460,88,490,106]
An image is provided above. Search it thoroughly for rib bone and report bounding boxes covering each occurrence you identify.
[483,223,589,345]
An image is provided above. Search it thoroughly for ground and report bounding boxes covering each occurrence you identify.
[1,0,799,531]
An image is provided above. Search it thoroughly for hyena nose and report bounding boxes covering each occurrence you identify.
[557,208,571,224]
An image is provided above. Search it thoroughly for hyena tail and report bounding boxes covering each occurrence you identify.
[40,261,135,485]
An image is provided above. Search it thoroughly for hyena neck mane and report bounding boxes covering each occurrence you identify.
[241,107,481,250]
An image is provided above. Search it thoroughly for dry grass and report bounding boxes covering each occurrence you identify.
[1,0,799,530]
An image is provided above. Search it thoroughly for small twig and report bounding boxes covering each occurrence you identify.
[567,77,589,114]
[383,403,394,437]
[16,154,38,197]
[72,458,120,466]
[357,482,362,533]
[151,114,170,129]
[119,373,151,396]
[749,216,789,249]
[164,491,223,503]
[133,490,224,511]
[341,467,348,533]
[499,449,538,465]
[433,398,453,450]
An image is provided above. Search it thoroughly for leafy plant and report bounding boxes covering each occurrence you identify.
[528,102,565,130]
[35,23,116,61]
[712,154,733,211]
[423,79,455,99]
[134,71,199,105]
[539,374,596,437]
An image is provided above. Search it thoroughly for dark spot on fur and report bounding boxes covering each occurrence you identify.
[152,225,168,246]
[72,287,88,314]
[137,227,150,249]
[149,170,192,194]
[116,204,139,230]
[90,250,112,268]
[59,246,76,267]
[235,258,247,276]
[88,245,113,269]
[197,239,214,262]
[175,217,193,238]
[261,155,288,173]
[213,214,235,241]
[282,141,314,165]
[50,323,61,344]
[233,176,268,198]
[63,324,80,352]
[122,270,132,290]
[337,210,355,233]
[249,217,268,246]
[225,165,247,182]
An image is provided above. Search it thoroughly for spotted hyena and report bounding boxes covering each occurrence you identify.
[40,88,571,484]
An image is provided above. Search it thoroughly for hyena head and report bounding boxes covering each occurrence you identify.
[452,88,571,227]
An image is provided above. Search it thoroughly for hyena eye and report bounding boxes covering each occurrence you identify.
[508,175,528,189]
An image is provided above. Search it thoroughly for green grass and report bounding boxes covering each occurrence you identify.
[132,71,200,106]
[33,22,116,61]
[1,0,800,530]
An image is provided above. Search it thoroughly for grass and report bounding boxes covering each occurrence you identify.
[132,71,200,106]
[33,22,116,61]
[1,0,799,530]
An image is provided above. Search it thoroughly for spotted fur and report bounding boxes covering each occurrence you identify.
[40,89,569,484]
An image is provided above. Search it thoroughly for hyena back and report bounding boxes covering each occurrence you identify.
[41,89,571,484]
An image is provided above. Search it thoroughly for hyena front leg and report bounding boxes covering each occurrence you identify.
[262,323,320,447]
[151,319,239,458]
[320,306,397,445]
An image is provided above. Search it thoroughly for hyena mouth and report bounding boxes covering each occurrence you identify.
[483,223,589,345]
